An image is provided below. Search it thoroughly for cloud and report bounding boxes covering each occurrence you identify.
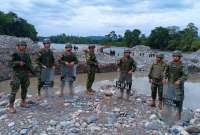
[0,0,199,36]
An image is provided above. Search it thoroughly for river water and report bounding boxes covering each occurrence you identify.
[0,72,199,109]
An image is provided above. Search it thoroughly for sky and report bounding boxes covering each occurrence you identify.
[0,0,200,36]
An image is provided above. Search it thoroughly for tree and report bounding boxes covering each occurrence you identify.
[124,29,133,47]
[132,29,141,46]
[148,27,169,50]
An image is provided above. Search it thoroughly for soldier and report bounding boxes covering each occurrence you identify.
[36,38,55,100]
[164,50,188,120]
[7,41,34,113]
[59,43,78,96]
[148,53,167,109]
[84,45,98,95]
[117,50,136,100]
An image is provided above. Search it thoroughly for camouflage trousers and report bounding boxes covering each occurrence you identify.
[151,79,163,101]
[119,72,132,95]
[174,83,184,112]
[38,68,54,95]
[86,66,96,91]
[10,72,30,104]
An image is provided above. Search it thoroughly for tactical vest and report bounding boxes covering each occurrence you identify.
[150,63,166,80]
[39,49,54,67]
[168,62,183,83]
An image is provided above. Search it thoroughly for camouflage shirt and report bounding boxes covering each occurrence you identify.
[118,56,136,73]
[85,51,98,67]
[165,61,188,83]
[10,51,33,74]
[148,62,167,80]
[58,52,78,65]
[36,48,55,68]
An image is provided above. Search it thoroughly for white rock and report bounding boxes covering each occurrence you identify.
[8,122,15,127]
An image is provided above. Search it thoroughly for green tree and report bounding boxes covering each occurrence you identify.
[148,27,169,50]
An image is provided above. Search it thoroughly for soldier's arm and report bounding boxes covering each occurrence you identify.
[148,65,153,79]
[51,51,55,65]
[179,65,188,82]
[58,54,65,65]
[35,50,43,67]
[9,53,20,68]
[25,54,35,74]
[163,64,169,80]
[73,54,78,64]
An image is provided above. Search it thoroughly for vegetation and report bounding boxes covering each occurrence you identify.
[0,11,37,40]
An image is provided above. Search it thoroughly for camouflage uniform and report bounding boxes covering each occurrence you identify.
[85,47,98,92]
[36,48,55,95]
[9,50,33,104]
[118,53,136,95]
[148,61,167,102]
[165,51,188,112]
[59,50,78,94]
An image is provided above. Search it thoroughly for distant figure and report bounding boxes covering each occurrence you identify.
[148,53,167,109]
[7,41,34,113]
[59,43,78,97]
[84,45,99,95]
[36,38,55,100]
[117,49,136,101]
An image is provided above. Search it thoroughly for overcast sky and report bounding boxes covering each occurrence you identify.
[0,0,199,36]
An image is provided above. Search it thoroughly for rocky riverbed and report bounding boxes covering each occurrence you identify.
[0,79,200,135]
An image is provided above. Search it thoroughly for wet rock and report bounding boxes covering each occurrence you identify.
[49,120,57,126]
[149,114,157,121]
[0,114,7,120]
[70,127,81,133]
[8,122,15,128]
[145,121,160,130]
[194,109,200,119]
[86,115,97,124]
[0,108,6,115]
[104,90,113,97]
[0,100,8,107]
[20,128,29,135]
[190,118,200,125]
[185,125,200,134]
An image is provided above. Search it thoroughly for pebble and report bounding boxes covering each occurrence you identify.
[20,128,29,135]
[49,120,57,126]
[87,115,98,124]
[8,122,15,128]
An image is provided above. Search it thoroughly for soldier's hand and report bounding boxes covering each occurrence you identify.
[19,61,25,66]
[174,80,181,86]
[162,79,167,84]
[65,62,70,66]
[42,65,47,69]
[69,62,75,66]
[128,70,132,75]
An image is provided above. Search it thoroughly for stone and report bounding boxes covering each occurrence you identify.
[149,114,157,121]
[20,128,29,135]
[145,121,160,130]
[70,128,80,133]
[8,122,15,128]
[87,115,98,124]
[104,90,113,97]
[49,120,57,126]
[0,108,6,115]
[185,125,200,134]
[0,114,7,120]
[0,100,8,106]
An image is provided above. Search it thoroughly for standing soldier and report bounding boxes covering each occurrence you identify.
[36,38,55,100]
[59,43,78,96]
[117,50,136,100]
[148,53,167,109]
[84,45,98,95]
[7,41,34,113]
[164,50,188,120]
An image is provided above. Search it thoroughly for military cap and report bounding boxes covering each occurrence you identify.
[156,53,164,59]
[124,49,131,53]
[16,41,27,46]
[65,43,72,48]
[88,45,95,49]
[172,50,182,57]
[43,38,51,44]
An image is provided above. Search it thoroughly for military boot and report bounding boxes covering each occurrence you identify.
[6,104,16,113]
[158,101,163,109]
[20,100,29,108]
[150,100,156,107]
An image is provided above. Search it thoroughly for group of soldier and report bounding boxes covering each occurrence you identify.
[6,38,188,120]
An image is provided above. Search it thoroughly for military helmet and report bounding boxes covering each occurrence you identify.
[16,41,27,46]
[172,50,182,57]
[65,43,72,49]
[88,44,95,49]
[156,53,164,59]
[124,49,131,53]
[43,38,51,44]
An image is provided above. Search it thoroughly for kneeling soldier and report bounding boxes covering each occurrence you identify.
[7,41,34,113]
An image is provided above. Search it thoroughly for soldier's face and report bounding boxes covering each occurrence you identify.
[44,43,50,49]
[65,48,72,53]
[18,45,26,51]
[124,53,130,57]
[156,57,162,62]
[173,56,181,62]
[89,48,95,52]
